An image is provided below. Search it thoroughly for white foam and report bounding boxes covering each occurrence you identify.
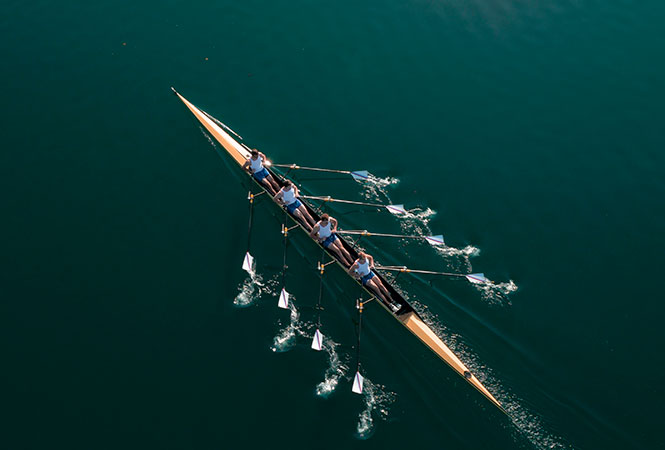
[271,299,301,352]
[315,338,349,398]
[476,280,518,306]
[354,377,396,440]
[233,267,266,307]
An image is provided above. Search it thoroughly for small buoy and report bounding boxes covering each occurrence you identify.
[204,57,208,61]
[122,42,126,46]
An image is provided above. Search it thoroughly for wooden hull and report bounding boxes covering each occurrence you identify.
[172,88,505,414]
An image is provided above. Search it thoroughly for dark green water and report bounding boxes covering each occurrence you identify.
[2,0,664,448]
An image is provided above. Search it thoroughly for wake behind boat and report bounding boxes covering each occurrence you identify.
[172,88,505,414]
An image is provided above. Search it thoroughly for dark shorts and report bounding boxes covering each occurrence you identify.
[360,271,376,286]
[322,233,338,248]
[286,199,302,214]
[253,168,269,181]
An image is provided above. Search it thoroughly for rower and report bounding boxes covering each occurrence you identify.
[348,252,401,313]
[273,180,317,231]
[242,149,280,194]
[309,213,354,266]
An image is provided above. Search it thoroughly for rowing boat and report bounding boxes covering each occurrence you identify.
[172,88,505,413]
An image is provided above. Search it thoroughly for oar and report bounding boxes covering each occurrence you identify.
[337,230,445,246]
[311,252,326,352]
[271,163,370,181]
[376,265,491,284]
[241,191,256,273]
[301,195,407,215]
[352,299,365,394]
[278,217,292,309]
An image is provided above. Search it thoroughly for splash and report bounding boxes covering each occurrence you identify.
[354,377,396,440]
[233,268,265,307]
[359,174,399,201]
[475,280,518,306]
[271,299,301,352]
[398,207,437,233]
[315,338,349,398]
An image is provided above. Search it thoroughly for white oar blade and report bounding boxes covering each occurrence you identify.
[425,235,445,246]
[278,288,290,309]
[466,273,489,284]
[241,252,254,273]
[352,371,364,394]
[311,329,323,351]
[386,204,406,215]
[350,170,369,181]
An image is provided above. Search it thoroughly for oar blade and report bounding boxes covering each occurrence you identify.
[350,170,369,181]
[241,252,254,273]
[425,235,445,246]
[311,329,323,351]
[352,371,364,394]
[386,204,406,215]
[466,273,489,284]
[278,288,290,309]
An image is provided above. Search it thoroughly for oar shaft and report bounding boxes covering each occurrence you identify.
[338,230,425,239]
[376,266,464,277]
[272,164,350,175]
[301,195,384,208]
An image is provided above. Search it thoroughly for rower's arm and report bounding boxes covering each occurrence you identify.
[293,185,299,197]
[273,189,283,202]
[242,158,250,170]
[368,255,375,269]
[309,223,320,238]
[330,218,338,231]
[347,262,358,276]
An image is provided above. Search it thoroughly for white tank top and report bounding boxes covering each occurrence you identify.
[249,156,263,173]
[317,221,332,239]
[356,259,370,276]
[282,187,296,205]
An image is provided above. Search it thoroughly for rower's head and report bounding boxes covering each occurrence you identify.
[358,251,367,262]
[284,180,293,190]
[320,213,329,224]
[250,149,259,159]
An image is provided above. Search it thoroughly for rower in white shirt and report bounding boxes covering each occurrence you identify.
[242,149,280,194]
[273,180,317,231]
[309,213,354,266]
[348,252,401,312]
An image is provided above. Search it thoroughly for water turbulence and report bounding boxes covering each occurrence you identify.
[354,377,396,440]
[475,279,518,306]
[234,266,266,307]
[271,299,302,352]
[411,301,569,448]
[315,338,349,398]
[359,174,399,201]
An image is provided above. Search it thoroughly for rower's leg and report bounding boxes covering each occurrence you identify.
[375,277,393,300]
[299,206,317,227]
[366,279,388,304]
[332,241,353,266]
[261,179,276,195]
[292,209,313,231]
[266,175,280,192]
[330,244,349,266]
[337,242,354,266]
